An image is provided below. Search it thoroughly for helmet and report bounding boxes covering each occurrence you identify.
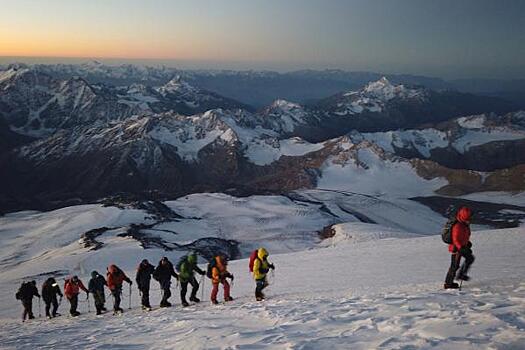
[457,207,472,223]
[91,271,99,279]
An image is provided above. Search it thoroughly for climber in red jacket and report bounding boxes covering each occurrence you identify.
[444,206,475,289]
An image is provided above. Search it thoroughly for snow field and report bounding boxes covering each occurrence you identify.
[0,226,524,349]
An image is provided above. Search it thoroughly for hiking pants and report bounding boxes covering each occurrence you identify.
[68,295,79,315]
[93,290,105,314]
[112,286,122,311]
[140,286,151,308]
[255,278,268,299]
[180,276,199,303]
[211,280,230,302]
[45,296,59,317]
[160,280,172,305]
[445,248,475,285]
[22,299,34,321]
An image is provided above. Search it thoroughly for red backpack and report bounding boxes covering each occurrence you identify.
[248,250,258,272]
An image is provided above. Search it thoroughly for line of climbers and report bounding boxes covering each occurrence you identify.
[15,205,476,321]
[15,249,276,321]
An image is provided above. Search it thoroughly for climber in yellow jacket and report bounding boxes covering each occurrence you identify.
[252,248,275,301]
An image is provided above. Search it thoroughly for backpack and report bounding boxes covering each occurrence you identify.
[152,268,160,281]
[248,250,258,272]
[441,218,458,244]
[15,286,23,300]
[15,282,29,300]
[176,256,187,272]
[206,259,216,279]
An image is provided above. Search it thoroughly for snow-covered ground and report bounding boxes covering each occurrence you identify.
[0,224,524,349]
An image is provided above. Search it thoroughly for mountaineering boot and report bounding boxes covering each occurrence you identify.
[444,282,460,289]
[189,296,200,303]
[256,296,264,301]
[225,296,234,302]
[181,301,189,307]
[211,299,219,305]
[160,301,171,308]
[456,274,470,281]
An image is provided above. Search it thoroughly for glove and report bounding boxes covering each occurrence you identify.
[467,241,472,248]
[129,280,133,286]
[269,264,275,270]
[229,274,234,281]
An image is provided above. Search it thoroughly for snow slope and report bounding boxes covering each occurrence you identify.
[0,225,524,349]
[318,146,448,197]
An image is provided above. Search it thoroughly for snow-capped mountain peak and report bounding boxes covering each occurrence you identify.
[270,99,302,110]
[0,67,29,85]
[325,77,427,116]
[157,75,199,96]
[361,76,424,101]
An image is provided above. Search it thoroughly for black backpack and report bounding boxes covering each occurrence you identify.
[441,218,458,244]
[15,282,29,300]
[206,259,216,279]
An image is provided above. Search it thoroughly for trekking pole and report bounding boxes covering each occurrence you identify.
[38,297,42,318]
[129,285,132,310]
[459,280,463,291]
[87,294,91,313]
[200,275,205,301]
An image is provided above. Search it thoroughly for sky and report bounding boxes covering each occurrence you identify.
[0,0,524,78]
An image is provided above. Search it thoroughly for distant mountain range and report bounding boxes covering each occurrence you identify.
[5,62,523,108]
[0,63,524,213]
